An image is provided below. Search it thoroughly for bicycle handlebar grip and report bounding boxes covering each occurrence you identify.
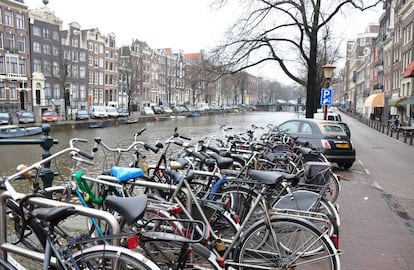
[134,127,147,137]
[79,150,94,160]
[207,145,220,153]
[179,135,191,141]
[145,143,159,153]
[92,142,99,153]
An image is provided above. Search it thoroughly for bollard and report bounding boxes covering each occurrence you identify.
[39,124,55,189]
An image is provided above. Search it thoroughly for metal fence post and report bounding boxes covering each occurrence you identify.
[39,124,55,189]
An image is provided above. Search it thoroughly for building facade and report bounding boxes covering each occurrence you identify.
[0,0,31,114]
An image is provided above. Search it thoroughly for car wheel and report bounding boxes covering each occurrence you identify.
[342,162,353,170]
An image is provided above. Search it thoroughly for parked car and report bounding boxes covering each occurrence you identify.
[277,118,355,169]
[140,106,154,115]
[160,106,173,114]
[89,106,108,119]
[18,111,36,124]
[151,106,163,114]
[75,110,89,121]
[0,112,12,125]
[41,111,59,123]
[105,106,119,118]
[117,108,129,117]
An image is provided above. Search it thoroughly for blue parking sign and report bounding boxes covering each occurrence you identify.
[320,88,333,105]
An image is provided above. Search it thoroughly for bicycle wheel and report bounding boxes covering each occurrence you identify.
[236,217,340,270]
[5,199,46,253]
[273,190,339,237]
[141,241,222,270]
[73,244,160,270]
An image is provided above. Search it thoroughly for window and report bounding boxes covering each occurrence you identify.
[18,58,25,75]
[64,50,70,59]
[5,33,14,51]
[301,123,313,134]
[6,56,18,74]
[94,72,99,84]
[33,59,41,73]
[79,65,86,78]
[88,55,93,66]
[0,9,2,24]
[0,33,3,49]
[94,57,98,67]
[99,44,104,53]
[17,36,25,52]
[16,13,24,29]
[52,46,59,56]
[0,56,4,74]
[94,44,99,53]
[71,50,78,62]
[99,58,104,68]
[43,28,50,39]
[88,71,93,83]
[72,64,78,78]
[5,10,13,26]
[33,26,41,36]
[9,83,16,100]
[79,51,86,62]
[71,38,78,47]
[33,41,41,53]
[52,61,60,77]
[52,31,59,40]
[0,83,5,99]
[53,84,60,99]
[43,44,51,54]
[45,83,51,99]
[88,42,93,51]
[44,60,51,76]
[79,85,86,99]
[278,121,300,133]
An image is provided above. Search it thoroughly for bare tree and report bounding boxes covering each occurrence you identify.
[211,0,381,118]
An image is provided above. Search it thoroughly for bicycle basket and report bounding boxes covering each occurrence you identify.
[304,161,331,186]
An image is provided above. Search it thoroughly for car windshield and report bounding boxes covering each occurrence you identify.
[0,113,9,117]
[106,107,117,112]
[44,112,56,116]
[21,112,33,117]
[78,111,88,115]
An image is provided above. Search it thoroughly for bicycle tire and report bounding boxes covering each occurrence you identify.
[5,199,46,253]
[73,244,160,270]
[141,241,222,270]
[273,190,339,237]
[236,217,340,270]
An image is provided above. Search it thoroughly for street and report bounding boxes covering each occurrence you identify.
[337,112,414,269]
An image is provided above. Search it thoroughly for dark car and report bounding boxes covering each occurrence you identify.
[117,108,129,117]
[18,111,36,124]
[0,112,12,125]
[75,110,89,121]
[277,118,355,169]
[151,106,163,114]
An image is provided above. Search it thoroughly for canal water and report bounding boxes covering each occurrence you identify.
[0,111,298,177]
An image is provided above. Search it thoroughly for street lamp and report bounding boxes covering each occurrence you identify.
[322,63,336,120]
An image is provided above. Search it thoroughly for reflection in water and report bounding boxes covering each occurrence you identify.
[0,111,298,177]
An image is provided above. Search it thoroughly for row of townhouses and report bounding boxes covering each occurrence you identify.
[0,0,262,119]
[332,0,414,125]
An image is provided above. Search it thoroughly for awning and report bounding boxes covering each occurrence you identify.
[364,92,384,107]
[402,61,414,78]
[400,96,414,105]
[388,97,407,107]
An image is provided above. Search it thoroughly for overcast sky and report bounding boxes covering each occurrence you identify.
[23,0,383,79]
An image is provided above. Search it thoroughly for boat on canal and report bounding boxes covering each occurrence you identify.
[0,125,42,139]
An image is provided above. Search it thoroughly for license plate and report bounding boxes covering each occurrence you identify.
[336,143,349,149]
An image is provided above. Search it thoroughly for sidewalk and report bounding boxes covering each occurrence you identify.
[336,112,414,269]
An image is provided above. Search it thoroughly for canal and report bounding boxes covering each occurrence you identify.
[0,111,298,177]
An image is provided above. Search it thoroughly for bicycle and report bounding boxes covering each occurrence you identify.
[0,145,160,270]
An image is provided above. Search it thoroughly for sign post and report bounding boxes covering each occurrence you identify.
[320,88,333,120]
